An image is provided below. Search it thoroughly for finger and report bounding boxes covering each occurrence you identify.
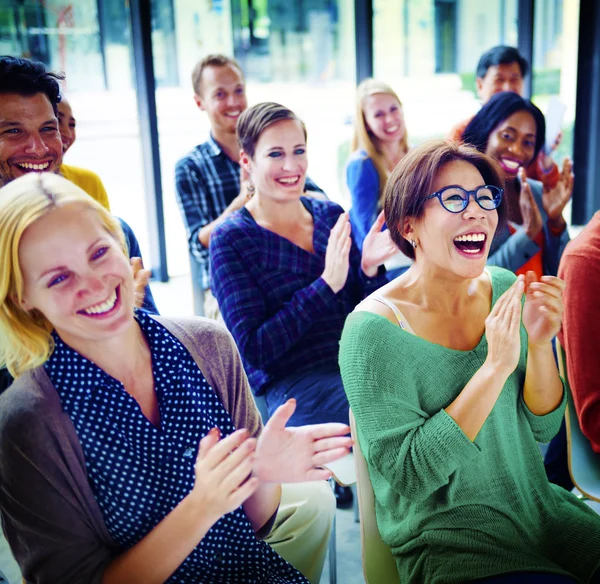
[524,270,537,292]
[528,282,564,300]
[265,399,296,432]
[197,427,221,460]
[539,275,566,291]
[313,436,354,453]
[135,268,151,289]
[130,256,143,276]
[220,447,256,492]
[215,437,257,481]
[369,210,386,234]
[227,476,260,509]
[313,446,353,467]
[518,167,527,186]
[301,422,351,440]
[201,428,250,470]
[305,468,333,481]
[562,158,573,180]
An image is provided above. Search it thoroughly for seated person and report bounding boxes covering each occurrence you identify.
[175,54,324,319]
[340,139,600,584]
[448,45,561,189]
[0,172,352,584]
[57,93,111,211]
[558,211,600,453]
[346,78,411,279]
[462,91,572,278]
[210,102,396,429]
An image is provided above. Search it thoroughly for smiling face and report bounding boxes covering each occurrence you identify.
[476,62,524,103]
[484,110,537,179]
[19,204,134,348]
[407,159,499,279]
[242,118,308,201]
[363,92,405,146]
[195,64,247,136]
[0,92,62,187]
[57,97,76,154]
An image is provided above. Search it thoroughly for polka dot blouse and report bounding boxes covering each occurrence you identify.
[44,310,307,583]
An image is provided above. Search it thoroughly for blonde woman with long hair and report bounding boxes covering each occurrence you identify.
[347,80,409,264]
[0,172,352,584]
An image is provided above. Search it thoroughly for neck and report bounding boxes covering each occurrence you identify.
[212,128,239,162]
[379,141,406,170]
[247,193,307,230]
[403,260,483,315]
[58,318,150,385]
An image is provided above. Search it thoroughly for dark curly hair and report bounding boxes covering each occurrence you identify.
[0,56,64,115]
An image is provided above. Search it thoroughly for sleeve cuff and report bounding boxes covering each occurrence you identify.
[520,379,567,443]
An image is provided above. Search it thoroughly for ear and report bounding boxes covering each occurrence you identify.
[239,149,252,175]
[475,77,485,99]
[10,293,33,312]
[401,217,416,242]
[193,93,205,111]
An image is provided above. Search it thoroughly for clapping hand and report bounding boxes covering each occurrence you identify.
[542,158,574,225]
[254,399,352,483]
[130,257,151,309]
[518,168,543,240]
[322,212,352,293]
[521,271,565,346]
[361,211,400,277]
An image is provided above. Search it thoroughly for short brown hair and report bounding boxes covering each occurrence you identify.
[384,140,506,260]
[191,54,243,95]
[237,102,307,159]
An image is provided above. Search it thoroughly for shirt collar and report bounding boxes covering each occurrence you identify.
[207,133,225,158]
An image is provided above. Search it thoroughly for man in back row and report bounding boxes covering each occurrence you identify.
[448,45,560,189]
[175,54,323,319]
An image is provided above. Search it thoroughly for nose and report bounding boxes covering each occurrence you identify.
[507,139,526,159]
[463,194,486,219]
[79,272,105,297]
[24,133,50,156]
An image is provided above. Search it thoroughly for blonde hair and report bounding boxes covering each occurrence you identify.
[351,79,409,206]
[0,172,126,377]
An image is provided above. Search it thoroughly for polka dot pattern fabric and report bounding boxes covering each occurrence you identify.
[44,311,308,583]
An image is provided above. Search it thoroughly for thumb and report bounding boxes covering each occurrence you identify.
[370,210,386,233]
[265,399,296,432]
[197,427,220,459]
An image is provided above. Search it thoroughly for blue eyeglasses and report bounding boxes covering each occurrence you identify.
[424,185,503,213]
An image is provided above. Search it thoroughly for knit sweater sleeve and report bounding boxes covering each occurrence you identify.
[340,312,481,504]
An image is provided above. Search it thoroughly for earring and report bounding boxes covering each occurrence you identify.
[410,239,417,249]
[246,180,255,198]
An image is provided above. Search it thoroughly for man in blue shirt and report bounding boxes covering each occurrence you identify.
[175,54,323,319]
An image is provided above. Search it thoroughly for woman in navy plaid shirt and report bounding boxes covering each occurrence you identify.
[211,102,397,429]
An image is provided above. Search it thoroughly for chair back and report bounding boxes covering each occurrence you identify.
[349,409,400,584]
[556,340,600,502]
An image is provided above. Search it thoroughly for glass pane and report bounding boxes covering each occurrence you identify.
[532,0,579,162]
[373,0,519,143]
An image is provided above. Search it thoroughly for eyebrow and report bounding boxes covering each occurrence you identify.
[0,119,58,128]
[36,238,105,282]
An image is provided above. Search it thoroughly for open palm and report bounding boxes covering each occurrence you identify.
[254,400,352,483]
[542,158,574,221]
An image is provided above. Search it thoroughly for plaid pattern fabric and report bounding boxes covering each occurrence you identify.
[175,134,324,289]
[210,197,387,395]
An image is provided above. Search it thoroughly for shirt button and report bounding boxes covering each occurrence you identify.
[183,446,195,458]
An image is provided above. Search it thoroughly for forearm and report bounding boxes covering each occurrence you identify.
[445,360,509,441]
[523,342,564,415]
[102,494,217,584]
[243,482,281,534]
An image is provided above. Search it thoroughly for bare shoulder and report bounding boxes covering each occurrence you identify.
[354,279,406,326]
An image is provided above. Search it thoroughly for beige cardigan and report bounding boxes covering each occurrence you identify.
[0,316,263,584]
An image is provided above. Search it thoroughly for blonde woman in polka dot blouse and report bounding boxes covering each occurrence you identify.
[0,173,352,584]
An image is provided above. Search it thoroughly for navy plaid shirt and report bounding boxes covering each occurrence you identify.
[210,197,388,395]
[175,134,323,289]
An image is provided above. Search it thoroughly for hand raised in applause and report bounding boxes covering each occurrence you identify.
[254,399,353,483]
[189,428,259,524]
[360,211,399,277]
[518,167,543,240]
[484,275,525,377]
[321,212,352,293]
[542,158,574,225]
[521,270,565,346]
[130,257,151,309]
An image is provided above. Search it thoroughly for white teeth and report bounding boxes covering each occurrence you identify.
[226,111,240,117]
[17,162,50,171]
[82,289,117,315]
[454,233,485,242]
[385,126,399,133]
[502,159,520,169]
[278,177,299,184]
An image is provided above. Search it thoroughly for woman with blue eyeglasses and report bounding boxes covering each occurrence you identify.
[340,140,600,584]
[463,92,573,279]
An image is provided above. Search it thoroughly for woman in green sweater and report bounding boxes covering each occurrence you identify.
[340,140,600,584]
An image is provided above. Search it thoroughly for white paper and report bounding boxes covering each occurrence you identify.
[544,96,567,155]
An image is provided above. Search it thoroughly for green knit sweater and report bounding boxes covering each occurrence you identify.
[340,266,600,583]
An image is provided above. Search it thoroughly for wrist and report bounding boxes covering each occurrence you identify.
[180,492,220,534]
[360,260,378,278]
[482,357,513,382]
[527,339,555,355]
[547,216,566,235]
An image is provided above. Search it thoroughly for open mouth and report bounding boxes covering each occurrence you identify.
[15,161,52,172]
[78,286,120,317]
[384,125,400,135]
[453,233,487,256]
[499,158,522,175]
[276,176,301,186]
[224,110,241,119]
